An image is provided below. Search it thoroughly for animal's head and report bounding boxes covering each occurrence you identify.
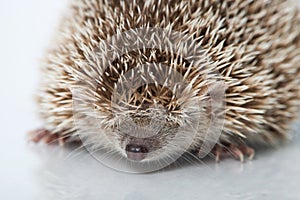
[71,28,225,165]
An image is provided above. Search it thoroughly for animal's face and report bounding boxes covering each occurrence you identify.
[103,102,207,162]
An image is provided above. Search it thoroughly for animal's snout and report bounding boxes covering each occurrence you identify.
[126,144,149,153]
[125,144,149,161]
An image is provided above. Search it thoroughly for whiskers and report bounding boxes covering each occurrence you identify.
[47,132,221,173]
[158,144,215,171]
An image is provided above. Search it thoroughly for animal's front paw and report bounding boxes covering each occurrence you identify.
[212,143,255,162]
[28,129,66,146]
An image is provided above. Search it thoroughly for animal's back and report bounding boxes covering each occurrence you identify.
[34,0,300,160]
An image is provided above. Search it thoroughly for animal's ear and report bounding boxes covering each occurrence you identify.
[198,81,227,158]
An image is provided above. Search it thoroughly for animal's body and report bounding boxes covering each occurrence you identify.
[31,0,300,163]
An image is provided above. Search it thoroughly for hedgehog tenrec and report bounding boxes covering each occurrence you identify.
[30,0,300,163]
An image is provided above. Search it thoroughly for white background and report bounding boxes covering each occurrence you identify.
[0,1,300,199]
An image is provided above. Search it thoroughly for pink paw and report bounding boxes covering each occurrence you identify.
[213,143,255,162]
[28,129,66,146]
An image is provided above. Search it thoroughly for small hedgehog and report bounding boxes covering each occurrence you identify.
[30,0,300,165]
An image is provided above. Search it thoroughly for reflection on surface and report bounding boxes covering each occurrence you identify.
[30,123,300,200]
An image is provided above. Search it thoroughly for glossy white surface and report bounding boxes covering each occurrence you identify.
[0,1,300,199]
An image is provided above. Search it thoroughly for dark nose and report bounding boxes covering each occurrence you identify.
[125,144,149,161]
[126,144,149,153]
